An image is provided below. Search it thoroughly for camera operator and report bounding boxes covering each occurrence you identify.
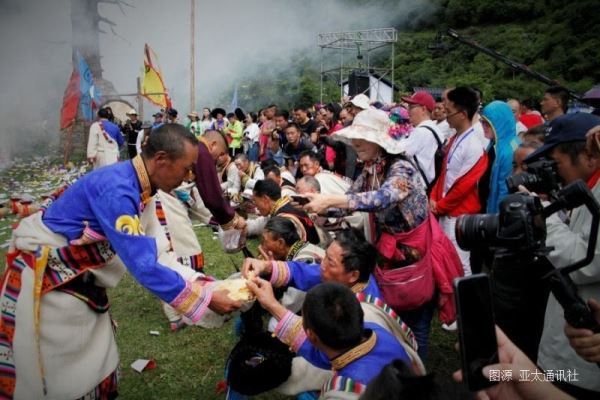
[524,113,600,399]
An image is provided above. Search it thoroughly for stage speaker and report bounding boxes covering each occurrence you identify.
[348,71,369,96]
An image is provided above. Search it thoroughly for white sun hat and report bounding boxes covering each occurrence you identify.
[332,108,403,154]
[350,93,371,110]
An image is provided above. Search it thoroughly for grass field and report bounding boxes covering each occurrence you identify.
[0,157,463,399]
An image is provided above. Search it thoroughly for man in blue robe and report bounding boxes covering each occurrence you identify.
[0,124,241,399]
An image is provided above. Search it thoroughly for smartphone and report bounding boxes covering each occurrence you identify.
[291,195,310,206]
[455,273,499,391]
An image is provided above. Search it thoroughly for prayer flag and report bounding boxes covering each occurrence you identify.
[77,54,101,121]
[60,68,80,129]
[142,44,172,109]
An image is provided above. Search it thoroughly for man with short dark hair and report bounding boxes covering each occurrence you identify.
[283,123,316,177]
[274,110,290,147]
[431,87,488,277]
[263,165,297,197]
[245,280,413,398]
[298,151,351,195]
[293,106,316,136]
[541,86,570,122]
[0,124,241,399]
[525,112,600,398]
[249,179,319,244]
[122,108,143,159]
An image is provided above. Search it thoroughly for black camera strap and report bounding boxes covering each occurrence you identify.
[412,125,443,188]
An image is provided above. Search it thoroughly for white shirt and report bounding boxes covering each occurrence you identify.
[443,127,484,196]
[436,119,455,140]
[200,119,214,132]
[400,120,444,184]
[538,181,600,391]
[244,123,260,143]
[314,170,352,195]
[516,121,528,135]
[135,129,145,155]
[86,120,120,169]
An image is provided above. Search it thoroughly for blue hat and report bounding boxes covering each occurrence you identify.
[525,113,600,162]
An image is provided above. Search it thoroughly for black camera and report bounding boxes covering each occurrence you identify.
[506,158,561,195]
[457,180,600,367]
[456,193,546,253]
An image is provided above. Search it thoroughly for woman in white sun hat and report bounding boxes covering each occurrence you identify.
[303,108,463,361]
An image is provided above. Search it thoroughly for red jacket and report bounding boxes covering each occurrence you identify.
[430,142,489,217]
[428,214,464,324]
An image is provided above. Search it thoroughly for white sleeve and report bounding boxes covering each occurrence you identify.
[87,123,100,158]
[246,167,265,190]
[546,209,600,286]
[246,216,268,237]
[187,187,213,224]
[400,128,425,157]
[227,165,241,195]
[135,130,144,154]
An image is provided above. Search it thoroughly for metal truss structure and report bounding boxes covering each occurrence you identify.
[318,28,398,102]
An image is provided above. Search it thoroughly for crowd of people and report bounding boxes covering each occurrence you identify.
[2,84,600,400]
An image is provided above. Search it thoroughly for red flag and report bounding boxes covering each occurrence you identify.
[60,68,81,129]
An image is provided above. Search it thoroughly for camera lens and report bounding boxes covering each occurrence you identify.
[456,214,498,251]
[506,172,537,193]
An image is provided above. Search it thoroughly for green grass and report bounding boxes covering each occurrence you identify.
[0,158,461,399]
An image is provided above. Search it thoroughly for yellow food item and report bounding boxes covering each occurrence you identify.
[217,278,255,302]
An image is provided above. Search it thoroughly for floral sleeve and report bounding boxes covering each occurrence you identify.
[346,160,414,212]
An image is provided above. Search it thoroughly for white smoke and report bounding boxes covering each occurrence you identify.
[0,0,439,165]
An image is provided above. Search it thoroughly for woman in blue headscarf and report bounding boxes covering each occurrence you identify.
[481,101,521,213]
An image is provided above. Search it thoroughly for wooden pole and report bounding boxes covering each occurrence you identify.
[63,119,75,165]
[137,77,144,120]
[190,0,196,111]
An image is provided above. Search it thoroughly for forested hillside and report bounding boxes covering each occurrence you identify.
[222,0,600,109]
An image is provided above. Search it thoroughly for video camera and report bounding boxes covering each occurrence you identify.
[456,179,600,361]
[506,158,561,196]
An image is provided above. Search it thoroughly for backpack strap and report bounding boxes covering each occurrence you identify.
[421,125,443,149]
[413,155,430,187]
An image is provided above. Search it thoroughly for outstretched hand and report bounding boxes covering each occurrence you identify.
[303,192,329,214]
[209,289,242,315]
[241,257,272,279]
[246,277,287,320]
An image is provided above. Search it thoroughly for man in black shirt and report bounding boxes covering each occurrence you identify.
[293,106,317,137]
[122,109,143,159]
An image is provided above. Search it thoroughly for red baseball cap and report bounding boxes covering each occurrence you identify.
[401,91,435,113]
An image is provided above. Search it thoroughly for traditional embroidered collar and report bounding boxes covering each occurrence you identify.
[270,196,291,216]
[350,280,368,294]
[286,240,307,261]
[331,330,377,371]
[132,155,152,205]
